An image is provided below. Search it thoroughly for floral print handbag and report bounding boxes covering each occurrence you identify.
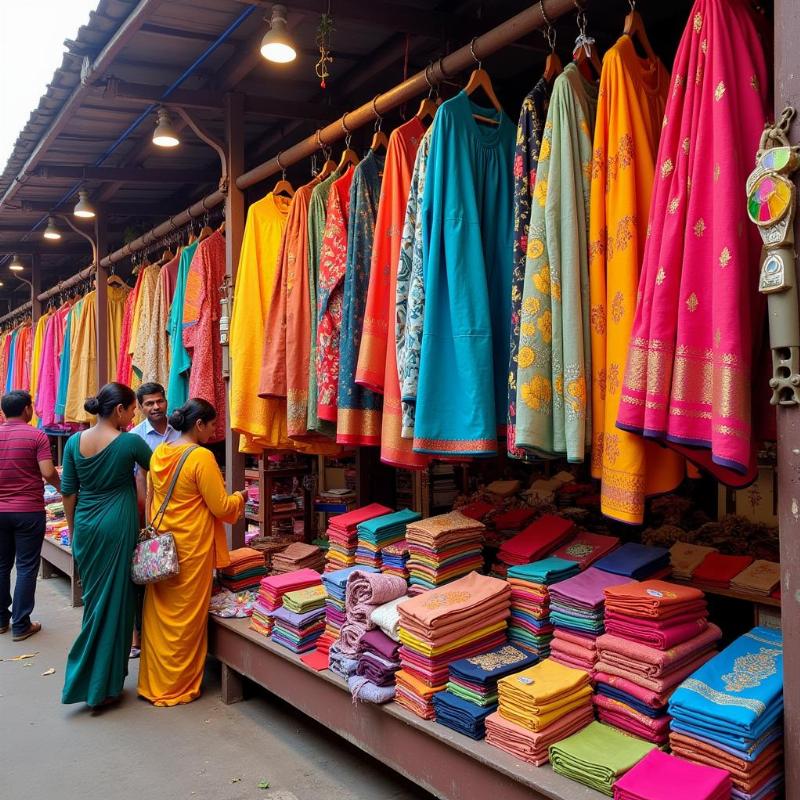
[131,446,197,585]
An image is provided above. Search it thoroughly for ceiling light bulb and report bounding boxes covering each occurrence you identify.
[9,255,23,272]
[153,107,180,148]
[74,190,96,219]
[261,4,297,63]
[43,216,62,240]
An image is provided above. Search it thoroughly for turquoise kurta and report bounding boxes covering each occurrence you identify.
[413,91,515,456]
[61,431,151,706]
[167,240,198,413]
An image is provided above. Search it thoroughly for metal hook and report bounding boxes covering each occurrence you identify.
[540,1,557,52]
[424,62,438,98]
[341,113,353,149]
[469,37,482,69]
[628,0,636,11]
[372,95,383,131]
[315,129,325,151]
[276,150,287,180]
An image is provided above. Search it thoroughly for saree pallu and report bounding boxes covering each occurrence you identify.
[337,151,384,445]
[617,0,769,479]
[508,78,550,459]
[588,36,684,523]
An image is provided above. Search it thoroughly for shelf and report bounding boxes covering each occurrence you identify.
[40,536,82,607]
[672,578,781,607]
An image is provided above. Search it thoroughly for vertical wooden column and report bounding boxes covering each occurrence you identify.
[30,253,41,332]
[224,92,246,548]
[94,215,109,385]
[774,3,800,794]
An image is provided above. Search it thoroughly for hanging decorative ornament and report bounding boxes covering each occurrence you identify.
[315,6,334,89]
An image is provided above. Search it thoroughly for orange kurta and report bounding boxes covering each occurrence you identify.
[588,36,683,523]
[138,443,244,706]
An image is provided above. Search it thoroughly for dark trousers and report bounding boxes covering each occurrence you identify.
[0,511,46,636]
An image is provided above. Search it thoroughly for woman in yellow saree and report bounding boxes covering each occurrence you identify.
[138,398,245,706]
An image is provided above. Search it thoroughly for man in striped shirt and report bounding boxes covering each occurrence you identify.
[0,390,61,641]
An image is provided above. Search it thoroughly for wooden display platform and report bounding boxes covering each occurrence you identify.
[208,616,604,800]
[40,537,82,607]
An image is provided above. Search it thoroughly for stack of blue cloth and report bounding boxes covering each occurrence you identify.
[432,692,496,739]
[668,626,784,800]
[355,509,421,569]
[593,542,670,580]
[269,605,325,654]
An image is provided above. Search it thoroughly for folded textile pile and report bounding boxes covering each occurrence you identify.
[326,503,393,570]
[547,567,632,673]
[339,570,407,656]
[549,720,657,796]
[668,627,784,800]
[593,543,671,581]
[432,691,496,740]
[271,542,325,574]
[355,508,421,569]
[613,748,731,800]
[370,596,406,641]
[217,547,267,592]
[669,542,718,580]
[692,553,755,588]
[396,572,510,719]
[552,532,620,570]
[320,565,378,643]
[456,500,494,522]
[250,568,322,636]
[381,541,410,579]
[405,511,485,590]
[492,507,536,534]
[329,640,359,680]
[495,515,574,577]
[282,584,326,615]
[729,560,781,596]
[349,628,402,704]
[270,604,326,653]
[507,558,580,658]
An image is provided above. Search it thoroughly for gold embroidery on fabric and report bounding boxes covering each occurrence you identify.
[521,322,535,337]
[714,329,722,348]
[746,632,783,648]
[601,465,646,518]
[566,372,586,416]
[591,305,606,335]
[518,346,536,369]
[674,74,685,96]
[686,292,699,313]
[695,65,704,86]
[719,247,732,268]
[694,218,706,237]
[604,433,620,465]
[552,280,562,302]
[596,368,606,398]
[718,352,745,420]
[673,344,714,404]
[421,591,471,610]
[724,646,782,692]
[592,431,605,469]
[616,215,636,253]
[669,407,712,420]
[534,178,548,207]
[701,38,708,54]
[555,373,564,397]
[523,296,541,316]
[680,679,766,714]
[539,137,551,161]
[714,81,726,101]
[533,267,550,295]
[656,267,666,286]
[527,238,544,260]
[608,363,621,395]
[589,237,606,262]
[624,346,647,392]
[668,196,680,214]
[466,645,527,671]
[592,147,604,181]
[611,292,625,325]
[521,376,552,412]
[693,12,702,33]
[566,542,595,559]
[537,310,553,343]
[682,138,690,155]
[750,75,760,92]
[714,163,721,182]
[618,134,634,171]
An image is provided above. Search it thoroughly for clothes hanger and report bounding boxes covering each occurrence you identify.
[198,211,213,242]
[464,38,502,124]
[315,130,337,180]
[540,2,563,84]
[337,115,361,171]
[572,3,603,82]
[369,97,389,153]
[273,151,295,198]
[107,264,128,288]
[416,64,441,125]
[623,0,657,62]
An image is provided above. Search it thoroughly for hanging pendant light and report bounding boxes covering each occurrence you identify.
[261,4,297,63]
[9,254,23,272]
[153,107,180,148]
[74,190,96,219]
[43,216,62,240]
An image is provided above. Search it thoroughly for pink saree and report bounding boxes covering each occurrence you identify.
[617,0,768,482]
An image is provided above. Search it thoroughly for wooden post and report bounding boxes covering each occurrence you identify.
[774,3,800,794]
[224,92,246,548]
[30,252,41,332]
[94,215,109,385]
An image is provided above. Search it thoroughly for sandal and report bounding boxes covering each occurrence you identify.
[0,623,9,634]
[129,647,141,659]
[12,621,41,642]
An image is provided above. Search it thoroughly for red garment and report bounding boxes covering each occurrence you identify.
[0,419,52,512]
[116,269,144,385]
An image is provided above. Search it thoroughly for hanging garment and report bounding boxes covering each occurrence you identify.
[38,303,70,427]
[356,116,428,468]
[116,269,144,386]
[617,0,768,481]
[507,78,551,460]
[5,327,18,393]
[0,332,9,394]
[337,150,385,445]
[55,300,80,421]
[167,240,199,413]
[30,311,49,426]
[515,64,598,462]
[13,324,31,391]
[396,126,434,440]
[414,91,516,456]
[317,166,355,423]
[142,255,177,390]
[65,292,98,425]
[131,264,161,382]
[105,284,128,384]
[183,230,226,442]
[588,36,684,524]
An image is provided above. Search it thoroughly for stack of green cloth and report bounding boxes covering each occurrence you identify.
[507,557,581,585]
[282,584,327,615]
[548,721,657,796]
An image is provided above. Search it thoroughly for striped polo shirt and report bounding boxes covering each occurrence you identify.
[0,419,52,513]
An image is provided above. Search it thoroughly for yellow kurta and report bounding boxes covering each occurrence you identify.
[29,311,50,427]
[131,264,161,381]
[588,36,683,524]
[64,291,97,424]
[138,443,244,707]
[106,284,129,383]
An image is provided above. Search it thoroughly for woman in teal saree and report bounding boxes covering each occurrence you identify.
[61,383,151,708]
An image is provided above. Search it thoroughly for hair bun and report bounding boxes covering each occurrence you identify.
[168,409,186,428]
[84,396,101,415]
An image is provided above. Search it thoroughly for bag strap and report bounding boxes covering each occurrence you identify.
[150,446,198,533]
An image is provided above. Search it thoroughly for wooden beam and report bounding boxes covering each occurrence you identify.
[32,165,211,183]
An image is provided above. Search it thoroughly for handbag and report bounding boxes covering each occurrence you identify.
[131,445,197,585]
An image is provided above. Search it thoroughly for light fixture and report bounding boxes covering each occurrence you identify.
[260,4,297,63]
[74,190,96,219]
[43,216,62,240]
[9,254,23,272]
[152,107,180,148]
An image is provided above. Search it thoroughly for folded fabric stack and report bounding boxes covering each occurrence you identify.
[548,567,632,673]
[552,532,621,570]
[507,557,580,658]
[692,553,755,588]
[486,658,594,765]
[435,643,538,739]
[325,503,393,571]
[349,628,402,704]
[396,572,510,719]
[669,542,718,580]
[270,604,326,654]
[355,508,421,569]
[217,547,266,591]
[492,507,536,535]
[319,565,379,645]
[381,541,410,579]
[271,542,325,574]
[495,515,574,578]
[729,560,781,596]
[458,500,494,522]
[594,543,671,581]
[405,511,485,590]
[549,720,657,796]
[282,584,326,615]
[668,627,784,800]
[613,749,731,800]
[370,596,405,641]
[329,640,359,680]
[250,568,322,637]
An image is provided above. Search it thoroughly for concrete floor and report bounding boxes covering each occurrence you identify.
[0,572,433,800]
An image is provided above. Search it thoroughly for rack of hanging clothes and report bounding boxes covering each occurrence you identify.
[0,304,33,400]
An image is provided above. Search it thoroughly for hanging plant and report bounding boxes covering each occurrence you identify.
[315,9,335,89]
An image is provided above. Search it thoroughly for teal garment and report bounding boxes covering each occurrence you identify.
[515,64,598,461]
[55,301,80,420]
[5,327,18,392]
[61,432,151,706]
[167,240,199,413]
[413,91,515,456]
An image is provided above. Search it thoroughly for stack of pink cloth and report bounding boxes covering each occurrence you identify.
[495,515,574,577]
[325,503,392,571]
[249,568,322,637]
[594,580,721,744]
